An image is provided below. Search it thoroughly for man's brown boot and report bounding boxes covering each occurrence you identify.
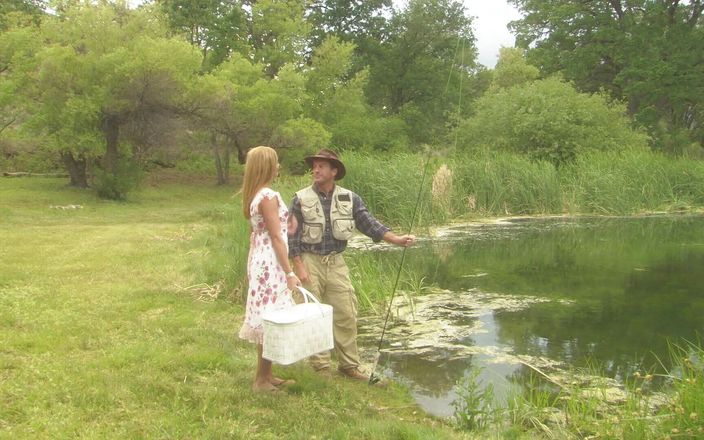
[338,367,369,381]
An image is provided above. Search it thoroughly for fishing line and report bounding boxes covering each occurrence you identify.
[369,34,467,385]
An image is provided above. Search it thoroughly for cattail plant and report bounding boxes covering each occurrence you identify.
[432,163,453,219]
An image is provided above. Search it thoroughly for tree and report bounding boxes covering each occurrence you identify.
[187,55,262,184]
[508,0,704,153]
[160,0,311,76]
[0,17,41,138]
[270,117,331,173]
[455,76,650,166]
[489,47,539,91]
[190,52,322,182]
[247,0,310,77]
[0,0,45,31]
[307,0,392,49]
[12,3,201,194]
[304,36,377,149]
[365,0,479,146]
[616,1,704,153]
[217,56,309,160]
[156,0,247,71]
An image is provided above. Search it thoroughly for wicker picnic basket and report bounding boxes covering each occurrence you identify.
[262,286,333,365]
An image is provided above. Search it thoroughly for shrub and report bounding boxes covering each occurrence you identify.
[93,159,144,200]
[455,77,650,166]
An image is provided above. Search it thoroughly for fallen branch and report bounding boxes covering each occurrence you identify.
[0,116,16,135]
[3,172,69,178]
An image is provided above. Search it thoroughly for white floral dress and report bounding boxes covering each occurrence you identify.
[238,187,295,344]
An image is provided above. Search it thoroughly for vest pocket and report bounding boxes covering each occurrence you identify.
[302,223,323,244]
[331,198,354,241]
[334,198,352,216]
[300,199,324,244]
[332,219,354,240]
[301,199,320,217]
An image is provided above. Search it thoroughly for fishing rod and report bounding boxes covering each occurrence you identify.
[368,36,467,385]
[368,150,431,384]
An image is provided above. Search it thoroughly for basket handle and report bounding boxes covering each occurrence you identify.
[297,286,320,304]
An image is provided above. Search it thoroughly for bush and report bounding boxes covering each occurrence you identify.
[0,137,62,173]
[364,114,410,152]
[93,159,144,200]
[455,77,650,166]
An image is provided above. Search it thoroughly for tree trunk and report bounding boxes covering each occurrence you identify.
[213,132,227,185]
[235,137,247,164]
[222,144,230,183]
[61,152,89,188]
[102,115,120,175]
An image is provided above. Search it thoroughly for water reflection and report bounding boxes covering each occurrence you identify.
[353,215,704,417]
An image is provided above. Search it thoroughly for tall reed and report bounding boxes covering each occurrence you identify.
[659,340,704,437]
[341,151,436,230]
[346,252,397,312]
[563,149,704,214]
[343,149,704,226]
[451,151,563,216]
[189,201,250,302]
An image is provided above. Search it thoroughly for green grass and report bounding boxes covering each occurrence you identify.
[0,175,466,439]
[4,146,703,438]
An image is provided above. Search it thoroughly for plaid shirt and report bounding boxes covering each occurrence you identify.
[288,185,390,257]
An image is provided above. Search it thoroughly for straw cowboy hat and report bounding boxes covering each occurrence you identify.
[304,149,346,180]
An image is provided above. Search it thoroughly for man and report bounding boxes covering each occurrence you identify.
[289,149,415,381]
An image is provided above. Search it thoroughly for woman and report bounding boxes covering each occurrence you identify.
[238,146,300,392]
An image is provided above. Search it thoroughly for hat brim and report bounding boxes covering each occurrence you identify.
[304,155,346,180]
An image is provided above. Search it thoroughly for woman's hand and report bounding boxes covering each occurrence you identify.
[286,274,301,291]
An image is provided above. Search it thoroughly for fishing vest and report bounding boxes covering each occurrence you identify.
[296,185,355,243]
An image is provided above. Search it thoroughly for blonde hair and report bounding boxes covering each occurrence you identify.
[242,146,279,219]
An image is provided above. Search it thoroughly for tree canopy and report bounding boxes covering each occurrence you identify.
[1,0,702,198]
[509,0,704,154]
[2,3,202,191]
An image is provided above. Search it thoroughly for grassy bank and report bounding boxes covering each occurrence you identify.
[0,176,464,439]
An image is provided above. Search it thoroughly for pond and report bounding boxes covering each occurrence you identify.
[352,215,704,418]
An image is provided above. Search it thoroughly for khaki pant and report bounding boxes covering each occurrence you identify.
[297,252,359,371]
